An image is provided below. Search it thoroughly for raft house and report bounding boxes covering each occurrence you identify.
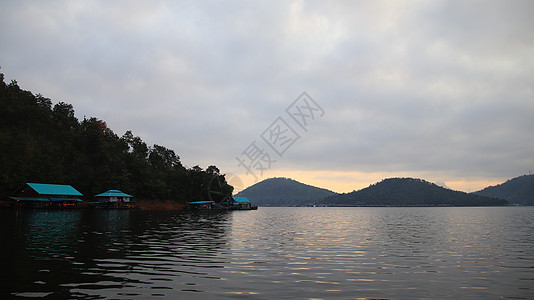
[186,200,218,210]
[90,190,135,209]
[8,183,83,208]
[186,197,257,210]
[232,197,255,210]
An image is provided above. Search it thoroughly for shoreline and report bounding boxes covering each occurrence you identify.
[0,199,187,210]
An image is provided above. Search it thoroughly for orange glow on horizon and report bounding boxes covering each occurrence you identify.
[230,169,505,194]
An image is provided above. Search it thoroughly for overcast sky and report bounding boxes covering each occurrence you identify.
[2,0,533,193]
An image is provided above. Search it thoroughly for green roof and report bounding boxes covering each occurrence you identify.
[233,197,250,203]
[95,190,133,198]
[26,183,83,196]
[187,201,215,204]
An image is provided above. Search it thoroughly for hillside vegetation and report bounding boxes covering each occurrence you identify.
[474,175,534,205]
[320,178,508,206]
[0,73,232,202]
[236,177,337,206]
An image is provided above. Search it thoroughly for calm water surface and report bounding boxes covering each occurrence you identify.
[1,207,533,299]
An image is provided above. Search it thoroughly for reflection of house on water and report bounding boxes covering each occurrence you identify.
[17,209,83,260]
[2,208,233,297]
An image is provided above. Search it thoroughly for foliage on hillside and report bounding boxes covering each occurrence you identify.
[236,177,338,206]
[320,178,508,206]
[474,175,534,205]
[0,73,232,201]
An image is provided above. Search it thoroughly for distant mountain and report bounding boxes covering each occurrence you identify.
[236,177,338,206]
[474,174,534,206]
[320,177,508,207]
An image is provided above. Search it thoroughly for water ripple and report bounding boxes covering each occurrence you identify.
[2,207,533,299]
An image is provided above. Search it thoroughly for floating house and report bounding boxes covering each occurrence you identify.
[94,190,134,208]
[187,197,256,211]
[186,200,216,210]
[232,197,253,210]
[9,183,83,208]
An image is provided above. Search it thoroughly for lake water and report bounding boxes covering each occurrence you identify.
[1,207,533,299]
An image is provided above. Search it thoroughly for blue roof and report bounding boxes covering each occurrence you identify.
[187,201,215,204]
[233,197,250,203]
[26,183,83,196]
[95,190,133,198]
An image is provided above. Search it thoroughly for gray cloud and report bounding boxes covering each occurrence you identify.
[1,0,533,189]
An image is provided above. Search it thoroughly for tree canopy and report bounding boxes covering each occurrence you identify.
[474,174,534,205]
[320,178,508,206]
[236,177,337,206]
[0,73,232,202]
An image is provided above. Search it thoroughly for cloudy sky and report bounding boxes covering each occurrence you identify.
[2,0,533,193]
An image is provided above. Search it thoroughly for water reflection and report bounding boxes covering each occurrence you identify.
[1,207,533,299]
[224,207,534,299]
[1,209,232,298]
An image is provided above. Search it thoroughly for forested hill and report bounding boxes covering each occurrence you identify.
[0,73,232,202]
[474,175,534,206]
[236,177,338,206]
[320,178,508,206]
